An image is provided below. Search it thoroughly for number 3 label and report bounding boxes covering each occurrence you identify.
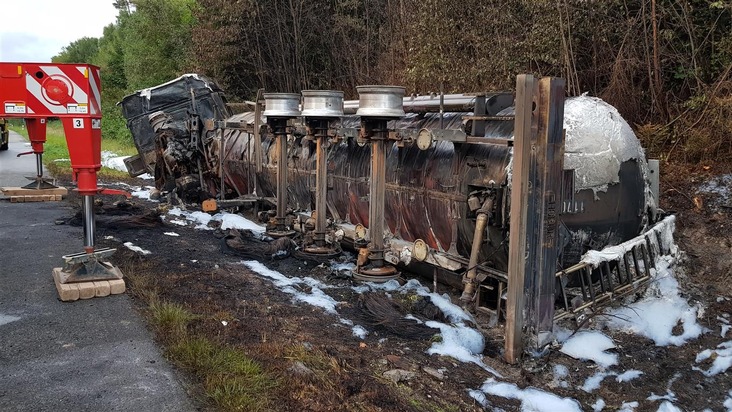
[73,118,84,129]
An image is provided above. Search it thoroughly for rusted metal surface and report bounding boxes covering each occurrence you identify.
[218,110,513,268]
[367,121,389,267]
[461,208,490,303]
[273,120,289,232]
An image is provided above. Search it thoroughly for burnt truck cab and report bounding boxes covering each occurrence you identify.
[119,74,231,198]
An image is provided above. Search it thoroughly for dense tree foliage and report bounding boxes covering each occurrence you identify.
[52,37,100,65]
[52,0,196,141]
[120,0,197,90]
[54,0,732,161]
[192,0,399,98]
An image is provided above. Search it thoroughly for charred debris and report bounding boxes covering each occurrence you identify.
[119,74,670,359]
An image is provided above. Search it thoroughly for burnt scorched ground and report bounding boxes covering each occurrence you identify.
[73,194,502,411]
[61,163,732,411]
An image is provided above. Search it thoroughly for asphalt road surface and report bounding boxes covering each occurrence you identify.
[0,130,195,411]
[0,130,38,189]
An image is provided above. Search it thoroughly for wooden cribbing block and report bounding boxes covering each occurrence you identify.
[9,194,62,202]
[1,187,68,196]
[77,282,96,300]
[93,281,111,297]
[109,279,126,294]
[52,268,80,302]
[52,268,126,302]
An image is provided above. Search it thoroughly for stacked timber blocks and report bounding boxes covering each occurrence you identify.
[1,187,67,202]
[52,267,126,302]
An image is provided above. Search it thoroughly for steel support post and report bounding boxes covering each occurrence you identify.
[368,120,388,268]
[273,118,288,232]
[263,93,300,239]
[353,85,403,281]
[35,153,44,180]
[21,118,56,190]
[313,120,328,247]
[82,195,96,253]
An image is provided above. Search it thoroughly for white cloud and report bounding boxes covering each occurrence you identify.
[0,0,118,62]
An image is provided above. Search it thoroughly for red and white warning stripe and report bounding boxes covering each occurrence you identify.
[23,64,98,115]
[25,72,67,114]
[84,66,102,115]
[40,65,88,104]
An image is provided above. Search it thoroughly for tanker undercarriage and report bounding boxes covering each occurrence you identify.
[121,74,669,357]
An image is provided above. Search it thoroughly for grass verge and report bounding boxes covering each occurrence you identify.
[156,303,278,411]
[122,264,278,412]
[170,336,278,412]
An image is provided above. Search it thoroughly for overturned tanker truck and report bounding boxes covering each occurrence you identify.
[120,74,673,347]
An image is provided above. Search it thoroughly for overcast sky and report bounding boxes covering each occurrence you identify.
[0,1,119,62]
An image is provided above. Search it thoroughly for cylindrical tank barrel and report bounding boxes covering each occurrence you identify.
[220,96,651,271]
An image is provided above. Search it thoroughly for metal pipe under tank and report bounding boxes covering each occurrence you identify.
[343,92,513,115]
[460,198,493,304]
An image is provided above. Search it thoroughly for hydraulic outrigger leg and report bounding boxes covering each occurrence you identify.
[0,62,126,298]
[18,118,57,190]
[57,188,124,284]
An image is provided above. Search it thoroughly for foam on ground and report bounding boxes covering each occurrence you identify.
[478,378,582,412]
[560,331,617,368]
[694,340,732,376]
[123,241,151,255]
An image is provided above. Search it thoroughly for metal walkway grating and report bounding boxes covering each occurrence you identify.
[554,215,676,321]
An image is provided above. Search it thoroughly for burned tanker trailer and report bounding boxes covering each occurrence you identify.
[120,75,661,318]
